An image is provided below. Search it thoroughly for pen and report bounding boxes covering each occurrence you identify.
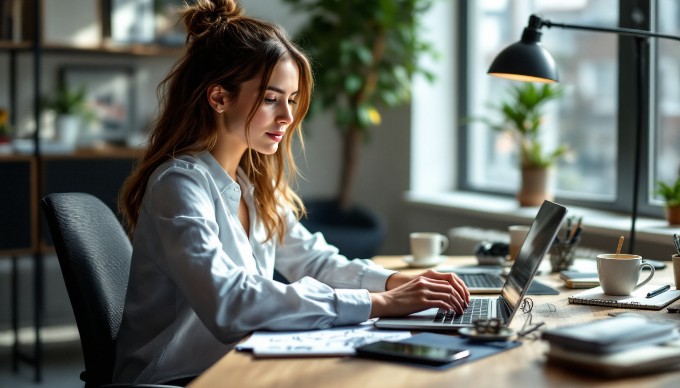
[646,285,671,299]
[674,234,680,255]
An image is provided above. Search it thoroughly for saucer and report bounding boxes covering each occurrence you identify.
[402,255,445,268]
[458,327,515,342]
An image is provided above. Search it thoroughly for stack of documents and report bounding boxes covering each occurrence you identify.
[236,321,411,358]
[541,315,680,376]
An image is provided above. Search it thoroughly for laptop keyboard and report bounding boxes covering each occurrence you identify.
[457,273,505,288]
[433,298,491,325]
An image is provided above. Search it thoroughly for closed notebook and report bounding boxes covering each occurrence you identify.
[541,315,679,354]
[545,338,680,377]
[568,285,680,310]
[559,270,599,289]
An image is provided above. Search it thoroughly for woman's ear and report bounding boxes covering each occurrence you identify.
[207,85,227,113]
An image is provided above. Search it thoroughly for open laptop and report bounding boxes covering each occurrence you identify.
[375,200,567,331]
[451,267,558,295]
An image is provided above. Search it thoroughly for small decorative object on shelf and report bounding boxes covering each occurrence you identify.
[0,108,12,142]
[59,65,134,145]
[41,83,90,147]
[0,107,13,153]
[111,0,155,44]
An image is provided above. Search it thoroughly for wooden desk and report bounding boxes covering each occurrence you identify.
[188,256,680,388]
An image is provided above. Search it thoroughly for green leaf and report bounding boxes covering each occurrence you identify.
[655,177,680,206]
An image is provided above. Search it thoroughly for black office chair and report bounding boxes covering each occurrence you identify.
[41,192,181,388]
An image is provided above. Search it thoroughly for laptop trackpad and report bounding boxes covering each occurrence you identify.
[409,308,439,317]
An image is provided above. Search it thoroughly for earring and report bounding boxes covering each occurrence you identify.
[217,106,224,114]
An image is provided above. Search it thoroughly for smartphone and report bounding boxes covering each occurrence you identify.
[355,341,470,365]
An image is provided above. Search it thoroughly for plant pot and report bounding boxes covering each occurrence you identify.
[56,114,81,146]
[666,206,680,225]
[300,199,386,260]
[517,166,553,207]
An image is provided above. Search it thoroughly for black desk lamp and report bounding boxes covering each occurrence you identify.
[487,14,680,253]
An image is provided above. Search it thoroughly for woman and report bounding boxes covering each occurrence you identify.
[113,0,469,385]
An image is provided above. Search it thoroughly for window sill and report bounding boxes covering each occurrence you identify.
[404,191,679,245]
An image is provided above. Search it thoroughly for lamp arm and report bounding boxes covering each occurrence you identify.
[531,14,680,42]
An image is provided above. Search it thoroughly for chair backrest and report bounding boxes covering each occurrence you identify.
[42,192,132,387]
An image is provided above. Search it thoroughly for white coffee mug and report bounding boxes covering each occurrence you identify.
[672,254,680,289]
[409,232,449,262]
[597,254,655,296]
[508,225,530,261]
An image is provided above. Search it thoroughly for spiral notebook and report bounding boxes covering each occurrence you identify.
[568,285,680,310]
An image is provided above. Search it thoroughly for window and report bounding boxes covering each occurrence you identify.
[457,0,678,217]
[654,0,680,200]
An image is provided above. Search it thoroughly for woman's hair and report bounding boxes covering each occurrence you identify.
[119,0,312,243]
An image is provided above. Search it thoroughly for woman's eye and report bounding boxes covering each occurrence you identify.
[264,97,278,104]
[288,99,298,105]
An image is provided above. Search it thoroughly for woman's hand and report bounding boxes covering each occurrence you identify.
[369,270,470,318]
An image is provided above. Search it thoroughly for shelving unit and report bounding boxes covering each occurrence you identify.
[1,0,183,382]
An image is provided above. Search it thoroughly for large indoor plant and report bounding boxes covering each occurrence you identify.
[481,82,567,206]
[283,0,436,258]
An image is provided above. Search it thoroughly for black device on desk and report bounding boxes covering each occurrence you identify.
[642,259,667,270]
[355,341,470,365]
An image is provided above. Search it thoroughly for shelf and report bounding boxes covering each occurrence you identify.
[42,41,184,57]
[0,40,183,57]
[0,144,143,160]
[0,40,33,50]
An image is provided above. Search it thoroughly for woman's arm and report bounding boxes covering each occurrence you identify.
[370,270,471,318]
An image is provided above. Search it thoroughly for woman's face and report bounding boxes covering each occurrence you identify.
[222,57,300,155]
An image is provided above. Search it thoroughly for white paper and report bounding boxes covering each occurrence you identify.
[236,320,411,357]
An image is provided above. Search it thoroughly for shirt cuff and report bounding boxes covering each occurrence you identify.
[361,267,397,292]
[333,289,372,326]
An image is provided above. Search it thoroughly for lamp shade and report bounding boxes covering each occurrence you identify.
[487,42,559,83]
[487,18,559,83]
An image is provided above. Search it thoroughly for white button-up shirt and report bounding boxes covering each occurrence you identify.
[113,151,395,384]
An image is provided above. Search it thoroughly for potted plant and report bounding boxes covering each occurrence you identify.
[655,177,680,225]
[282,0,436,258]
[42,84,89,146]
[479,82,568,206]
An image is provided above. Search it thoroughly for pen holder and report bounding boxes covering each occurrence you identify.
[549,239,580,273]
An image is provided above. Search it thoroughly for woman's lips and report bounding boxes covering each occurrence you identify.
[267,131,284,142]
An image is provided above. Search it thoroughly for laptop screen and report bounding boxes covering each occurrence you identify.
[500,201,567,321]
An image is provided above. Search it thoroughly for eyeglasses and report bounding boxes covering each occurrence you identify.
[517,298,546,339]
[473,318,503,335]
[471,298,551,339]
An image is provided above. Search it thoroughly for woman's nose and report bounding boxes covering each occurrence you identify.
[278,104,294,124]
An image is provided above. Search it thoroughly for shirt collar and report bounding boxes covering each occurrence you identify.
[196,151,254,196]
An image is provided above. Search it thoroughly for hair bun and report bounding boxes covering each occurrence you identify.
[184,0,243,39]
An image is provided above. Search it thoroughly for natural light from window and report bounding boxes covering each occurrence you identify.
[466,0,618,201]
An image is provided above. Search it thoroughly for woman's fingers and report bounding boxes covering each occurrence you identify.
[371,270,474,318]
[421,270,471,304]
[398,276,467,313]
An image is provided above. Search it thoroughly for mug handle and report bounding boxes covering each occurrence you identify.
[439,235,449,254]
[634,263,655,290]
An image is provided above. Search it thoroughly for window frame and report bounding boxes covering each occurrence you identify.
[456,0,665,219]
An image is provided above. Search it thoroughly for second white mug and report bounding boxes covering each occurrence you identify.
[409,232,449,262]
